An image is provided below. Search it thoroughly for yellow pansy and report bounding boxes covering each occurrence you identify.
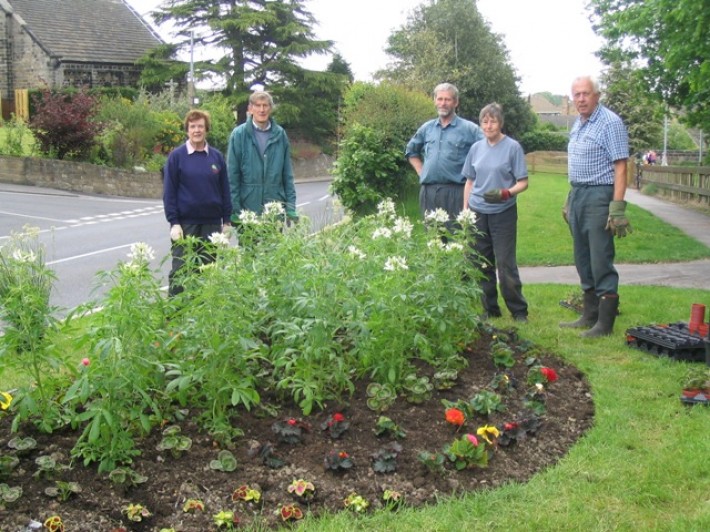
[476,424,500,444]
[0,391,13,410]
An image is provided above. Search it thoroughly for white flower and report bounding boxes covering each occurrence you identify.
[347,245,367,260]
[11,249,36,263]
[127,242,155,263]
[372,227,392,239]
[376,198,396,218]
[239,210,261,225]
[384,255,408,271]
[444,242,464,252]
[263,201,285,216]
[425,208,450,224]
[209,232,230,247]
[427,239,445,250]
[456,209,478,226]
[392,217,413,238]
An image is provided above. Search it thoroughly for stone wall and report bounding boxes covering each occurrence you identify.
[0,154,335,199]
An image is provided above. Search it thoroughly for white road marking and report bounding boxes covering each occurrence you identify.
[47,244,135,265]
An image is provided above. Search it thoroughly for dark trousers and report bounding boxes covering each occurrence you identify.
[471,204,527,318]
[419,183,464,232]
[168,223,222,297]
[568,185,618,296]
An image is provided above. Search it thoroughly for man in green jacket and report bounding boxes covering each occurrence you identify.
[227,91,297,221]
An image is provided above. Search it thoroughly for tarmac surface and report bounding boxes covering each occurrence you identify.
[519,188,710,290]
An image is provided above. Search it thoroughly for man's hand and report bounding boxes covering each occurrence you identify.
[562,193,570,224]
[606,200,633,237]
[222,223,231,234]
[170,224,183,241]
[483,189,511,203]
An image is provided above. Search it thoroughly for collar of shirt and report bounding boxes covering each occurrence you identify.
[252,119,272,132]
[437,114,459,129]
[186,140,210,155]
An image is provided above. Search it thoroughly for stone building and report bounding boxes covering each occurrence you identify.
[0,0,162,119]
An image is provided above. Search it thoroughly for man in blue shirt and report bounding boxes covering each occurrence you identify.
[406,83,483,230]
[562,76,630,337]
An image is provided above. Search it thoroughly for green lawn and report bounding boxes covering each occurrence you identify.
[518,173,710,266]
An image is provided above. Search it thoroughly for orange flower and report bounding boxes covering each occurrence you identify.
[445,407,465,426]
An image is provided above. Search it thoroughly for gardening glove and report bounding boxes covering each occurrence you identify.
[170,224,183,241]
[605,200,633,238]
[286,210,299,224]
[562,192,570,225]
[483,188,511,204]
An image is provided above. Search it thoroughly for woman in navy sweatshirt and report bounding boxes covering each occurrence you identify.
[163,109,232,296]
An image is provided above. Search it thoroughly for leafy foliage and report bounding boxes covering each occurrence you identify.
[331,82,431,214]
[589,0,710,132]
[28,90,102,160]
[382,0,535,138]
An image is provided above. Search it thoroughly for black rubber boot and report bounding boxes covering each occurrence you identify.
[560,290,599,329]
[581,295,619,338]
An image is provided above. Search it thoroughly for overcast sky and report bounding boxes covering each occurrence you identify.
[128,0,604,96]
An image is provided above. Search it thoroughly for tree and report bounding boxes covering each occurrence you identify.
[600,62,663,155]
[380,0,535,138]
[589,0,710,132]
[327,52,354,84]
[152,0,332,121]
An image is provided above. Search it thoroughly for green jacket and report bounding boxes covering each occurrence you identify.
[227,117,297,219]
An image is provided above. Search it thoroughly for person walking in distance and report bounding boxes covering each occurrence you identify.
[406,83,483,231]
[561,76,631,337]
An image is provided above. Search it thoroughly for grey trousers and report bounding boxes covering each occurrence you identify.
[471,204,528,318]
[568,184,618,296]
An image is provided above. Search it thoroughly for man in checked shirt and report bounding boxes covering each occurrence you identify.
[561,76,631,338]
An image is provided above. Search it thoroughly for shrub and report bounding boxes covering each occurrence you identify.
[519,129,568,153]
[28,89,102,160]
[0,116,36,156]
[331,83,431,214]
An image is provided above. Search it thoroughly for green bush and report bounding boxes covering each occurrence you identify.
[332,83,432,214]
[199,93,236,154]
[519,129,569,153]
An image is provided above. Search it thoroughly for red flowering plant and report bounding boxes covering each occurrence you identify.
[497,417,543,447]
[444,407,466,429]
[271,417,309,444]
[320,412,350,439]
[323,450,354,471]
[526,361,559,387]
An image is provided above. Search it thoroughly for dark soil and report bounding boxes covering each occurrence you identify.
[0,327,594,531]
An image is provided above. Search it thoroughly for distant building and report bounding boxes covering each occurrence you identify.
[0,0,163,119]
[528,93,578,130]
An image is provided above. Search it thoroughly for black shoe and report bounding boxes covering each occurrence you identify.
[482,310,502,320]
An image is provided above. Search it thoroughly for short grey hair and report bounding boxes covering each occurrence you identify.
[433,82,459,101]
[249,90,274,107]
[571,76,600,95]
[479,102,504,127]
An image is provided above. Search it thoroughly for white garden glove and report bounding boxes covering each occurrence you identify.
[170,224,183,241]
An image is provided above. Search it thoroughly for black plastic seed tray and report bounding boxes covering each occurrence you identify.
[625,322,706,362]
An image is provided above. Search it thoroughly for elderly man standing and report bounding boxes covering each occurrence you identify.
[406,83,483,229]
[227,91,297,221]
[561,76,630,337]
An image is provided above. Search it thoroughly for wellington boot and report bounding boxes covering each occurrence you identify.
[581,295,619,338]
[560,290,599,329]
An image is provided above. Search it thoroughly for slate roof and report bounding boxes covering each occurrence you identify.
[7,0,163,63]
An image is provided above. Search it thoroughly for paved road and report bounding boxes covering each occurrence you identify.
[519,188,710,289]
[0,180,340,311]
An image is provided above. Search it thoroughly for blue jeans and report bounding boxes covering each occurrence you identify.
[471,204,527,317]
[568,185,618,296]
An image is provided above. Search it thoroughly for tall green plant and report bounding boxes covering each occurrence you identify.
[0,227,69,433]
